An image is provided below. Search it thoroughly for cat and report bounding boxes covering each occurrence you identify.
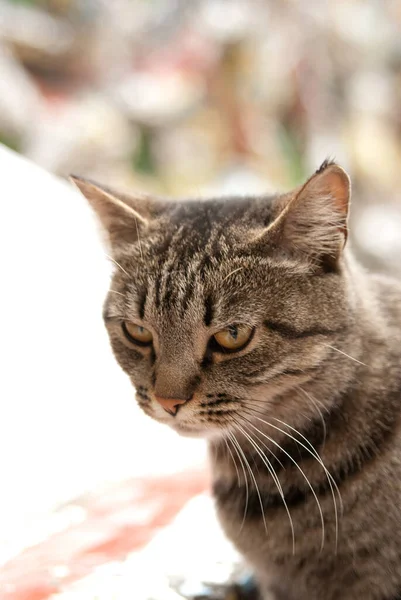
[71,160,401,600]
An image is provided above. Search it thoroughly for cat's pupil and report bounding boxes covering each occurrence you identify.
[229,325,238,340]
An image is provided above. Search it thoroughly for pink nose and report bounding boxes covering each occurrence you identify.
[155,396,187,415]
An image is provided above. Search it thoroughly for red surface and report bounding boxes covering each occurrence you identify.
[0,470,209,600]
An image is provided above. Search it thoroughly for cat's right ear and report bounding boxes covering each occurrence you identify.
[252,161,351,271]
[70,176,163,248]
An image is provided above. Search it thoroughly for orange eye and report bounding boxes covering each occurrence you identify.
[213,324,253,352]
[122,322,153,345]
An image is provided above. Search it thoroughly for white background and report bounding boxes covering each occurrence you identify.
[0,146,206,560]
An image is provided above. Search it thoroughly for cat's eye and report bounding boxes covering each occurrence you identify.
[122,322,153,346]
[213,324,253,352]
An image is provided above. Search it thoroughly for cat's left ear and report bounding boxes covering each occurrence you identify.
[70,176,165,248]
[262,160,351,269]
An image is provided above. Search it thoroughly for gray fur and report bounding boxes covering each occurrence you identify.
[72,162,401,600]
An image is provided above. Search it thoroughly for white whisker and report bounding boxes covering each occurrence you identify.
[235,420,284,498]
[105,254,129,276]
[241,415,326,552]
[236,420,296,554]
[226,432,249,531]
[270,415,342,553]
[271,417,343,508]
[224,438,240,486]
[245,401,342,511]
[134,217,143,259]
[248,426,286,470]
[222,267,244,282]
[298,387,327,448]
[323,343,368,367]
[229,430,267,533]
[244,405,342,552]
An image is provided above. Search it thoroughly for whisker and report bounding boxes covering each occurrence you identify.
[224,438,240,487]
[134,217,144,259]
[105,254,129,276]
[271,417,342,505]
[270,415,342,553]
[247,426,286,470]
[109,289,125,296]
[297,387,328,448]
[323,343,368,367]
[235,420,284,498]
[243,401,343,527]
[226,431,250,531]
[222,267,244,282]
[235,419,296,554]
[229,431,267,533]
[240,415,326,552]
[244,404,343,552]
[246,398,312,426]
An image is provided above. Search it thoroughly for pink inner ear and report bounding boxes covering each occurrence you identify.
[324,170,350,216]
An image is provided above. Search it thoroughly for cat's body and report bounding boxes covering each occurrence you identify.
[72,162,401,600]
[212,269,401,600]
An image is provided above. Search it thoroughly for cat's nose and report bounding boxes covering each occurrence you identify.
[154,396,189,416]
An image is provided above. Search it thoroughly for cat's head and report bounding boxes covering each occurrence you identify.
[72,161,351,439]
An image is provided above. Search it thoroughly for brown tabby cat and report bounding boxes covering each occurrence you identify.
[72,161,401,600]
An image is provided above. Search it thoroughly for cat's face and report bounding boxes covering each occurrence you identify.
[72,161,351,439]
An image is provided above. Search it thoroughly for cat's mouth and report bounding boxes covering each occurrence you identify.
[139,391,235,438]
[148,406,205,435]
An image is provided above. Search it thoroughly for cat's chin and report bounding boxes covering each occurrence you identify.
[173,422,222,440]
[172,423,206,438]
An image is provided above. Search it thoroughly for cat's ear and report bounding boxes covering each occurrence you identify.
[262,160,351,269]
[70,176,163,247]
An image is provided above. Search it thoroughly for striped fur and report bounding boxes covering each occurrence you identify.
[74,162,401,600]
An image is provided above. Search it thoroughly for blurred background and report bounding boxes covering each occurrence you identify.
[1,0,401,274]
[1,1,401,598]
